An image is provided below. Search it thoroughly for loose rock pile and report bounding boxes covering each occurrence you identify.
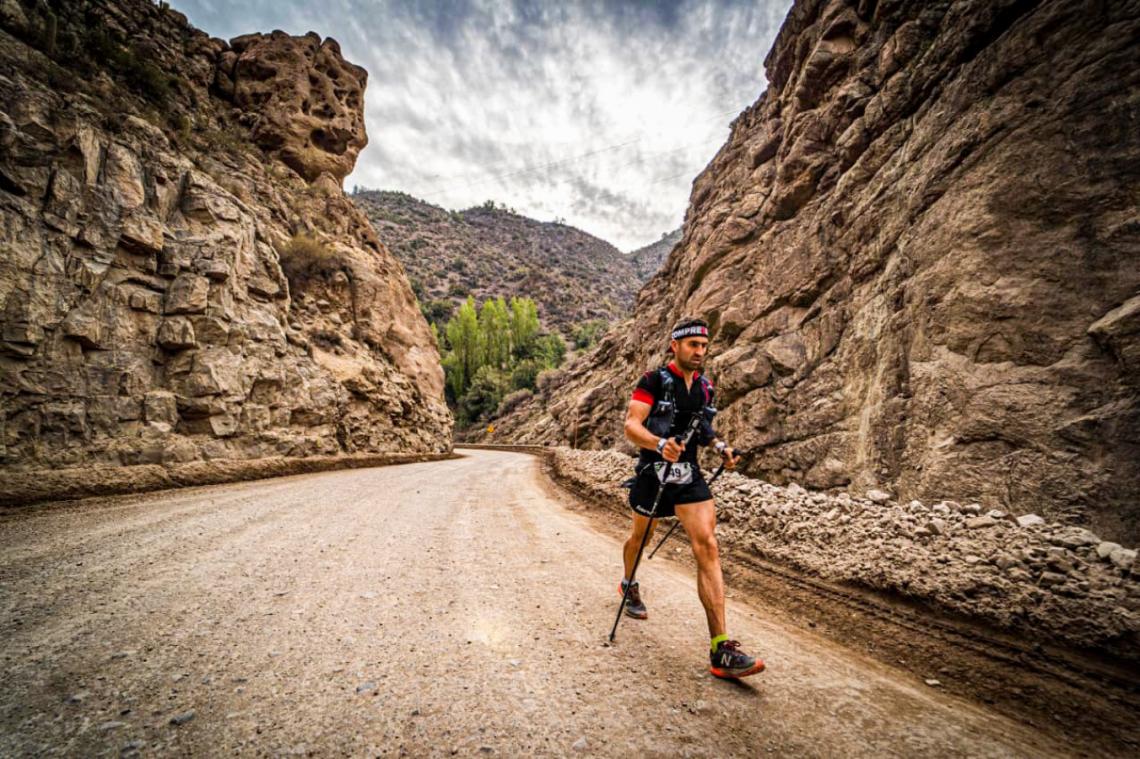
[551,448,1139,659]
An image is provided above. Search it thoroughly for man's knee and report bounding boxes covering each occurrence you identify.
[691,531,719,560]
[629,514,655,540]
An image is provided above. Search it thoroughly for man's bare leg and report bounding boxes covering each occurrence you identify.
[674,499,725,638]
[675,498,763,677]
[623,513,657,580]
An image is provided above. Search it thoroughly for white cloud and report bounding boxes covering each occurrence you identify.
[172,0,791,250]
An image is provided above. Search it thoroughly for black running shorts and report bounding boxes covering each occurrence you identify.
[628,466,712,519]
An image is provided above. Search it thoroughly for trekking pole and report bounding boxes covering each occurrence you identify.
[647,450,748,560]
[609,416,702,643]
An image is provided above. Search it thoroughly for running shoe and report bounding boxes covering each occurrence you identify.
[710,639,765,679]
[619,579,648,619]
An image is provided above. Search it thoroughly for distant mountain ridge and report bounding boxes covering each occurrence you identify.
[352,190,670,334]
[629,228,682,281]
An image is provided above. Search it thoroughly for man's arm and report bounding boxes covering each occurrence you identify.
[624,400,684,462]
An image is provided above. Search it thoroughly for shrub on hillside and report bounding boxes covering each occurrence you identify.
[277,233,344,288]
[420,299,454,327]
[18,11,180,106]
[571,319,608,350]
[535,368,562,394]
[497,388,532,417]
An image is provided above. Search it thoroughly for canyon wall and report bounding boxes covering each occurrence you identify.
[0,0,451,496]
[490,0,1140,543]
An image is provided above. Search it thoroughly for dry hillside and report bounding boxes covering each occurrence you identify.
[353,190,664,334]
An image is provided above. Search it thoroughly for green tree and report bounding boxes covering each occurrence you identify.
[457,365,509,425]
[479,296,511,369]
[444,296,480,398]
[509,359,542,391]
[534,333,566,368]
[508,297,540,358]
[439,294,568,428]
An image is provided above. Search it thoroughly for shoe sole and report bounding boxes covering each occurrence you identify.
[618,585,648,620]
[710,660,766,679]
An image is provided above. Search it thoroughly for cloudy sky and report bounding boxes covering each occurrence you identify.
[173,0,791,250]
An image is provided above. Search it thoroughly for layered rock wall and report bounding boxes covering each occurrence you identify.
[0,0,451,492]
[491,0,1140,543]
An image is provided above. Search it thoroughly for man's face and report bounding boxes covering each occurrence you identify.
[671,336,709,372]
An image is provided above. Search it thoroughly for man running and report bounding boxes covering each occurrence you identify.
[621,316,765,679]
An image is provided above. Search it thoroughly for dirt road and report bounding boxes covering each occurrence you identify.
[0,450,1069,756]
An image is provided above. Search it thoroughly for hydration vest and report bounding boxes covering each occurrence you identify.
[645,367,717,445]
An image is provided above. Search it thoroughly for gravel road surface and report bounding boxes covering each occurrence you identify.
[0,450,1067,756]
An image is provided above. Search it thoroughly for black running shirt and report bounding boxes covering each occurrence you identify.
[631,362,711,468]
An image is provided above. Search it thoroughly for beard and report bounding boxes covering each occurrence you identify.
[675,353,703,372]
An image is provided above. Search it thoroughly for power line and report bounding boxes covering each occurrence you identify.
[644,170,699,187]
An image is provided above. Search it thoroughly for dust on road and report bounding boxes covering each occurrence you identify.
[0,450,1067,756]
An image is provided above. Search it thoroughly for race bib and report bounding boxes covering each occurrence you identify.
[653,461,693,485]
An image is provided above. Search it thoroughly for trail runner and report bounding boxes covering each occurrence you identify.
[621,316,765,679]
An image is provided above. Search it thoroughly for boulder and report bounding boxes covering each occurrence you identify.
[228,32,368,183]
[144,391,180,426]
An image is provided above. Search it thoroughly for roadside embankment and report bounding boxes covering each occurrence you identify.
[0,451,455,509]
[547,447,1139,662]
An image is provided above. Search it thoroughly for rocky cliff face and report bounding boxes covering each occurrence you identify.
[490,0,1140,543]
[0,0,451,488]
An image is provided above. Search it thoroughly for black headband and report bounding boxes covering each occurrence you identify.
[671,325,709,340]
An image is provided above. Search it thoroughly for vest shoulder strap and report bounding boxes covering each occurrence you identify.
[656,368,715,405]
[656,367,675,404]
[698,375,712,405]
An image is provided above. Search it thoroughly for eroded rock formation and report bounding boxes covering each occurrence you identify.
[218,31,368,183]
[0,0,451,492]
[490,0,1140,543]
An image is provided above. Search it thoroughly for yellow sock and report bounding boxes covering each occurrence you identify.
[711,633,728,652]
